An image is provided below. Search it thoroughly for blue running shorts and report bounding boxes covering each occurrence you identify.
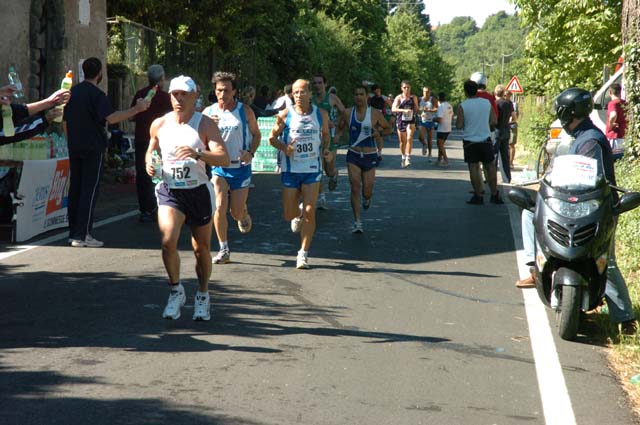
[281,171,322,189]
[211,165,252,190]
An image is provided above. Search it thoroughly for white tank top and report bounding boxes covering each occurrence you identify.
[281,105,323,173]
[349,106,376,149]
[203,102,250,169]
[419,98,434,122]
[461,97,491,142]
[158,111,210,188]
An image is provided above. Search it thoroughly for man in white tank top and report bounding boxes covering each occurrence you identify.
[203,72,261,265]
[335,84,391,234]
[145,76,229,321]
[269,79,330,269]
[456,80,500,205]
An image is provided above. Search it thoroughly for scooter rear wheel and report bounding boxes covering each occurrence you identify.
[558,285,582,340]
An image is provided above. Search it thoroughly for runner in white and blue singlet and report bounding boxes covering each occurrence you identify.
[269,79,330,269]
[418,87,439,160]
[335,84,391,234]
[146,75,229,322]
[203,71,261,265]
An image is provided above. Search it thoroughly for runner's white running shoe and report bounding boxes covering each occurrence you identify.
[405,157,411,167]
[317,193,328,210]
[362,197,372,210]
[193,293,211,321]
[238,213,252,233]
[163,286,186,320]
[212,249,230,264]
[296,251,309,269]
[352,221,364,234]
[291,203,303,232]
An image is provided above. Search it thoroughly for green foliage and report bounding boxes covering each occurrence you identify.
[613,160,640,295]
[518,96,555,154]
[513,0,622,96]
[435,12,525,104]
[384,10,453,97]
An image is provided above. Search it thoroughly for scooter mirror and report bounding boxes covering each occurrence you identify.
[508,188,535,211]
[614,192,640,215]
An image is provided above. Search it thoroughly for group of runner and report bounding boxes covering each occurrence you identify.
[147,73,447,321]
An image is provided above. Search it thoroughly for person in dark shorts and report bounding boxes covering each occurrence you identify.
[455,80,500,205]
[335,84,391,233]
[146,75,229,321]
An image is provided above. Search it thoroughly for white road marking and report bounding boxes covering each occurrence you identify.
[507,200,577,425]
[0,210,138,261]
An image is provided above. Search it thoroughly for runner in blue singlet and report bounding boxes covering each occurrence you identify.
[335,85,391,233]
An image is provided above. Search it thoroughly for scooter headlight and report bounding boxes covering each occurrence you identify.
[546,198,601,219]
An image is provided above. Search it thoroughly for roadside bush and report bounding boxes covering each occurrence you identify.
[518,96,555,155]
[615,159,640,301]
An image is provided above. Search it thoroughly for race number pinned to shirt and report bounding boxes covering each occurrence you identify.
[293,137,318,161]
[401,110,414,122]
[549,155,598,188]
[163,158,200,188]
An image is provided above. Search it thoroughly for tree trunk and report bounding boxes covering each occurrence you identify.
[622,0,640,46]
[622,0,640,156]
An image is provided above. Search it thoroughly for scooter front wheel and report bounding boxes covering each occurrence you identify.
[558,285,582,340]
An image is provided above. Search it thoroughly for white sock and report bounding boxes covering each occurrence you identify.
[298,250,308,257]
[196,290,209,299]
[170,282,183,292]
[220,241,229,251]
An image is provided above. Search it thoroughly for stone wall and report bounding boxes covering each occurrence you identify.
[0,0,107,102]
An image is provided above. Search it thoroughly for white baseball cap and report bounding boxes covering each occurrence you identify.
[168,75,197,93]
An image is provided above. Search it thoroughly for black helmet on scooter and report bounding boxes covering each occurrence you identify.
[554,87,593,131]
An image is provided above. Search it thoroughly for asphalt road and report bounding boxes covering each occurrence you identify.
[0,132,636,424]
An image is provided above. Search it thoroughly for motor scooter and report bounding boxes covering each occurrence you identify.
[509,153,640,340]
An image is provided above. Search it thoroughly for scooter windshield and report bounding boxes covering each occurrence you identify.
[544,154,604,190]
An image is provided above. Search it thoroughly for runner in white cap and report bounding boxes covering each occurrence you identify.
[146,75,229,321]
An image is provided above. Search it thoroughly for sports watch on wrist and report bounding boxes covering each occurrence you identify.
[195,148,203,159]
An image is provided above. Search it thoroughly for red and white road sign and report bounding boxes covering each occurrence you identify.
[506,75,523,93]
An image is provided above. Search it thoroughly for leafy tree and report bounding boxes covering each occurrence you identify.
[384,9,453,96]
[435,12,525,103]
[512,0,622,95]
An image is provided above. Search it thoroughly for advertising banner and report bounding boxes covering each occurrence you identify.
[15,158,69,241]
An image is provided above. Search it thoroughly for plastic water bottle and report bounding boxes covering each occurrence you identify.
[7,65,25,100]
[1,104,14,137]
[144,85,158,102]
[151,150,162,184]
[53,70,73,123]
